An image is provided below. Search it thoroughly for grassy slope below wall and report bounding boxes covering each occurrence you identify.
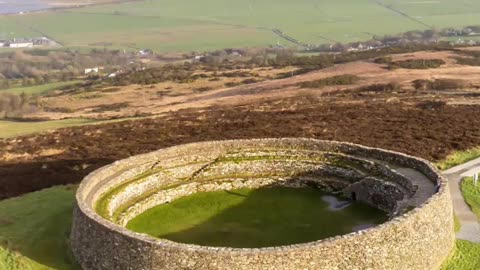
[441,240,480,270]
[0,185,80,270]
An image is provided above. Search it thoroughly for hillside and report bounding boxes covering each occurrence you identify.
[18,47,480,120]
[3,45,480,198]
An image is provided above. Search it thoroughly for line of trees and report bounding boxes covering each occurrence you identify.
[0,93,38,118]
[0,49,133,89]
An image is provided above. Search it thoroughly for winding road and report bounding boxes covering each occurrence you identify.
[443,158,480,243]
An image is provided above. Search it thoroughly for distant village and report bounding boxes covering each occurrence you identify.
[0,37,60,48]
[274,26,480,53]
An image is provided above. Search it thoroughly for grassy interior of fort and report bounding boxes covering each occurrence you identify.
[126,187,387,248]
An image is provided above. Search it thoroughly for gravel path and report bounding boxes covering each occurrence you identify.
[443,158,480,243]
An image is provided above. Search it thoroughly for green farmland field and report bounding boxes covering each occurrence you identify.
[0,119,97,138]
[0,117,139,139]
[1,81,82,96]
[2,0,480,52]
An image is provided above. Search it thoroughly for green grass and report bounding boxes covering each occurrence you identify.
[0,116,140,139]
[461,177,480,220]
[0,185,80,270]
[454,214,461,233]
[436,147,480,171]
[3,0,480,52]
[441,240,480,270]
[441,177,480,270]
[0,118,98,139]
[0,17,37,39]
[1,81,82,96]
[126,187,386,248]
[0,185,384,268]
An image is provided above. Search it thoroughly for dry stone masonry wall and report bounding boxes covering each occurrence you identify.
[70,138,455,270]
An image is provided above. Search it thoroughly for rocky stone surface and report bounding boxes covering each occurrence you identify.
[70,138,454,270]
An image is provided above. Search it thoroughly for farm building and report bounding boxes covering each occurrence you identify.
[85,66,105,74]
[8,39,34,48]
[138,49,153,56]
[1,37,56,48]
[84,68,99,74]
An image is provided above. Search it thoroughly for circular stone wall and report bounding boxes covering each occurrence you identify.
[70,138,455,270]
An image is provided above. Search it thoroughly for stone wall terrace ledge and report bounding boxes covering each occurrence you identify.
[70,138,455,270]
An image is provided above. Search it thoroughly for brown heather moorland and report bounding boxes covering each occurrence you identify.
[1,96,480,199]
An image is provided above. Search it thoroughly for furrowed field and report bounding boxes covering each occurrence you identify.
[2,0,480,52]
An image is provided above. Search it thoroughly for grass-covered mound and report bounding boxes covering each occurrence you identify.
[0,185,80,270]
[127,187,387,248]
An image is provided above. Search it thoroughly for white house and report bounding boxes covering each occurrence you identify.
[9,42,33,48]
[138,49,153,56]
[107,71,119,78]
[84,67,99,74]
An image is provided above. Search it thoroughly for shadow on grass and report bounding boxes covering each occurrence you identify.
[0,184,81,270]
[0,158,114,200]
[0,158,115,269]
[129,184,387,248]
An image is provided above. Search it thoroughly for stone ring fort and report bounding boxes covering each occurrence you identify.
[70,138,454,270]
